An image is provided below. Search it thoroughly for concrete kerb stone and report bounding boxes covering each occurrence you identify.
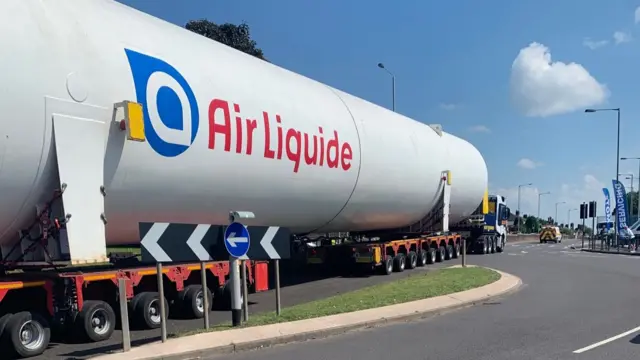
[92,267,523,360]
[581,248,640,256]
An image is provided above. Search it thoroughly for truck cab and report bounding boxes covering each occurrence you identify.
[453,193,511,253]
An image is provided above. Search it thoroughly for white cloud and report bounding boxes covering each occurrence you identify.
[509,42,609,117]
[517,158,542,169]
[613,31,632,44]
[635,6,640,24]
[468,125,491,133]
[558,174,608,219]
[439,103,458,110]
[583,38,609,50]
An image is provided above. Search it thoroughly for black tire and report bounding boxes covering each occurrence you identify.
[0,313,13,340]
[381,256,394,275]
[490,238,496,253]
[417,250,428,267]
[76,300,116,342]
[215,280,245,311]
[427,248,437,264]
[452,243,460,258]
[444,245,453,260]
[133,292,169,329]
[436,246,446,262]
[1,311,50,358]
[182,284,213,319]
[393,254,406,272]
[406,251,418,269]
[497,237,504,253]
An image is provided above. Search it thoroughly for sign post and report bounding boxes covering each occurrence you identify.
[225,211,254,327]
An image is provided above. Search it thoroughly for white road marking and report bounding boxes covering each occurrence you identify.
[573,325,640,353]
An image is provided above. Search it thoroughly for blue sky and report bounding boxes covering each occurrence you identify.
[120,0,640,224]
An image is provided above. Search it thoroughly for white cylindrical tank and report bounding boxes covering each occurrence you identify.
[0,0,488,247]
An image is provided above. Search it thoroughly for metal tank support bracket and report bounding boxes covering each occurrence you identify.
[51,114,108,264]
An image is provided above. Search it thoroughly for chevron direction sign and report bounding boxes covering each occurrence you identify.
[139,222,291,263]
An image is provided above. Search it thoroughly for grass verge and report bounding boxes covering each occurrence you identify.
[177,266,500,337]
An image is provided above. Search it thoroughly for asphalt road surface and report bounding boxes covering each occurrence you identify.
[202,239,640,360]
[34,250,464,359]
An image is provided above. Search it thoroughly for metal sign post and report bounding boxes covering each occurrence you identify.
[118,278,131,352]
[241,261,249,322]
[225,211,254,327]
[461,238,467,267]
[156,262,167,342]
[200,262,210,329]
[275,259,281,315]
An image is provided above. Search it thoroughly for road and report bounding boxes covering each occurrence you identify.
[203,239,640,360]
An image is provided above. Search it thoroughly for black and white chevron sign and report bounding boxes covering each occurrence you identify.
[139,222,291,263]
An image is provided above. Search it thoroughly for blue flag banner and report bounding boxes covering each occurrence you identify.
[603,187,612,232]
[612,179,629,234]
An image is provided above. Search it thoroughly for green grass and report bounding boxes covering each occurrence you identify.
[177,266,499,337]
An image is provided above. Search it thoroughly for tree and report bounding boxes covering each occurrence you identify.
[185,20,268,61]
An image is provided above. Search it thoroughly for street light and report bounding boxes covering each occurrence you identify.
[538,191,550,218]
[517,183,533,233]
[377,63,396,112]
[585,107,621,244]
[555,201,566,224]
[621,156,640,220]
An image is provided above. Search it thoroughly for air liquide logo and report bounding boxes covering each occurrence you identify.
[125,49,199,157]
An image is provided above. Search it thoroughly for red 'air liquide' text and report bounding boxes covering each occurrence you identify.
[208,99,353,173]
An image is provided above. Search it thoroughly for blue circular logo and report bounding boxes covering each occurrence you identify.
[125,49,199,157]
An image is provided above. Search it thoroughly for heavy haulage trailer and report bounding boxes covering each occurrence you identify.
[0,0,497,357]
[304,176,512,274]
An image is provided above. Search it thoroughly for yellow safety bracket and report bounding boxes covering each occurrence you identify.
[114,101,146,142]
[482,188,489,214]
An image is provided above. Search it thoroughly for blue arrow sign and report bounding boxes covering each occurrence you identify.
[224,222,251,258]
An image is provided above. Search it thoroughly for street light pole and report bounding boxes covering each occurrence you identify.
[538,191,550,218]
[377,63,396,112]
[585,107,621,245]
[555,202,566,225]
[517,183,533,233]
[621,156,640,221]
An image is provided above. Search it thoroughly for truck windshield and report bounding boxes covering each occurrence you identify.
[488,201,496,214]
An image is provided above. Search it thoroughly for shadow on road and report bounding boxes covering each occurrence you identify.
[630,334,640,344]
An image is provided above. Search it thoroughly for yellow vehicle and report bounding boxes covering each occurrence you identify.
[540,226,562,243]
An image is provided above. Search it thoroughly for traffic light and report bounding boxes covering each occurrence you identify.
[580,203,587,219]
[588,201,597,218]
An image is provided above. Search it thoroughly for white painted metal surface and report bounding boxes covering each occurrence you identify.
[0,0,488,250]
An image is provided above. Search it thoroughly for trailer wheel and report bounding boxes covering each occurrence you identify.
[436,246,446,262]
[407,251,418,269]
[76,300,116,342]
[0,313,13,340]
[183,284,212,319]
[497,237,504,253]
[444,245,453,260]
[417,250,428,267]
[490,238,496,253]
[483,239,489,254]
[1,311,50,358]
[133,292,169,329]
[381,256,393,275]
[393,254,405,272]
[214,280,245,310]
[427,248,437,264]
[451,243,460,258]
